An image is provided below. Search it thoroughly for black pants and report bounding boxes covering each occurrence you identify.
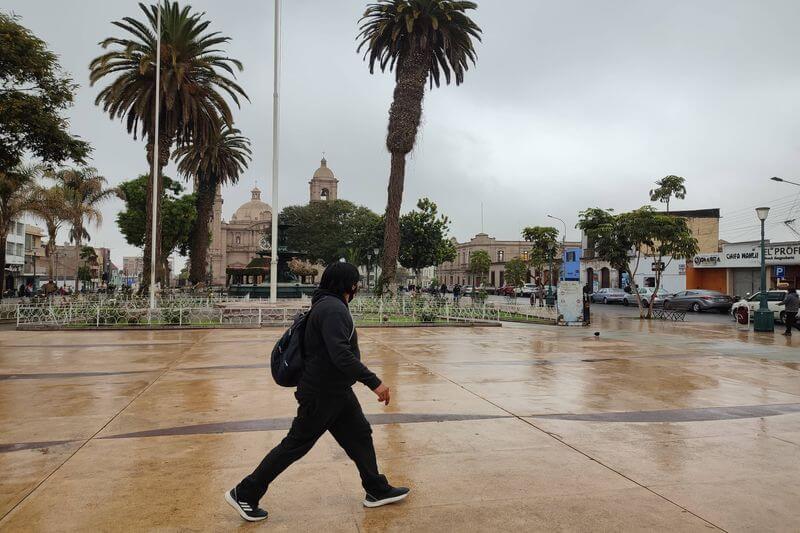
[785,311,800,334]
[236,389,389,504]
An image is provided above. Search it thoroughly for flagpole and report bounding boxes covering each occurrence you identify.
[269,0,281,303]
[149,2,162,310]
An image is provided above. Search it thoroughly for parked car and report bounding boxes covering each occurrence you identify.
[461,285,475,296]
[497,285,516,297]
[662,290,734,312]
[622,287,672,307]
[591,287,627,304]
[517,283,537,297]
[730,290,787,322]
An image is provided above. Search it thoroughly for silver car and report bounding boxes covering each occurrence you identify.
[591,287,626,304]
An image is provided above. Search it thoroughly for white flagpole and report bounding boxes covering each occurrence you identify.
[269,0,281,303]
[149,2,162,309]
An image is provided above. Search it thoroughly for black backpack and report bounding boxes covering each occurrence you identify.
[270,305,314,387]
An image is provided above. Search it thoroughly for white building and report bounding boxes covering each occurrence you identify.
[3,220,26,292]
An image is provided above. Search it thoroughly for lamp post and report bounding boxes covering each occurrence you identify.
[754,206,774,332]
[373,247,380,290]
[547,214,567,282]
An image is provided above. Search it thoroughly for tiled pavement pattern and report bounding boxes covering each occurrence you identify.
[1,315,799,531]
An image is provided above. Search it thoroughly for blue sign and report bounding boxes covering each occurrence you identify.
[775,266,786,278]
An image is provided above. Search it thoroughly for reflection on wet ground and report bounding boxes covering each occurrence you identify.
[0,317,798,531]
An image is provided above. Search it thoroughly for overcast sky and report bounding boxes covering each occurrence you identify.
[7,0,800,266]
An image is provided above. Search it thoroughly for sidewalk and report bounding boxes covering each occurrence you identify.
[1,320,798,531]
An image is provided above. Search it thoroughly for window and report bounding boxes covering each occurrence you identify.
[521,250,529,261]
[768,292,785,302]
[16,222,24,235]
[5,242,13,255]
[497,250,504,262]
[566,251,576,261]
[320,188,329,201]
[16,243,23,256]
[25,235,33,251]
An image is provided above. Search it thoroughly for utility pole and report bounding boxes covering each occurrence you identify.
[148,3,162,309]
[269,0,281,303]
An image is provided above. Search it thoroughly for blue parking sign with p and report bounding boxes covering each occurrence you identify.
[775,266,785,278]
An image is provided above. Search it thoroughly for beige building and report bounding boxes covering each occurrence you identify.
[209,158,340,286]
[436,232,580,288]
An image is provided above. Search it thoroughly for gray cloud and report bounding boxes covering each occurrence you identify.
[7,0,800,267]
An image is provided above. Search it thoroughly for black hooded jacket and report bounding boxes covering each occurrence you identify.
[298,289,382,394]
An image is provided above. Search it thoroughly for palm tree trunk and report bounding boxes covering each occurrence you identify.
[378,52,429,294]
[142,132,172,294]
[46,227,56,281]
[189,178,216,284]
[0,233,7,301]
[73,239,81,292]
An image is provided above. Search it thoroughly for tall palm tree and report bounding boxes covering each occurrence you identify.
[358,0,481,293]
[174,126,251,284]
[0,164,40,299]
[48,167,116,288]
[28,184,70,281]
[90,0,248,290]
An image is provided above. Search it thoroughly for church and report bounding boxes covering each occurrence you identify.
[208,157,339,286]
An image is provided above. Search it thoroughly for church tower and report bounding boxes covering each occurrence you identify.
[309,157,339,202]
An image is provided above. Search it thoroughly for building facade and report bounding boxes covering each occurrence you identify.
[23,225,46,289]
[436,233,581,288]
[3,219,26,292]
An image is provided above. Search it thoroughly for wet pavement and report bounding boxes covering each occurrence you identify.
[0,316,799,531]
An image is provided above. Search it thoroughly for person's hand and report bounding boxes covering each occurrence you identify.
[373,383,391,405]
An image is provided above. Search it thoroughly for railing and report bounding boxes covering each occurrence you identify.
[14,294,556,329]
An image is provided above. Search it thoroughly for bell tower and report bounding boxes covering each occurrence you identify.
[309,156,339,202]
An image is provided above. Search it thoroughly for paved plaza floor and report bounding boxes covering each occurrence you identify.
[1,316,799,531]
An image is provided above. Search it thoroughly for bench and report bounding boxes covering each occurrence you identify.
[651,308,686,321]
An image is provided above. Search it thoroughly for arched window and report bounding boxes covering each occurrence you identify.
[497,250,505,262]
[320,188,329,201]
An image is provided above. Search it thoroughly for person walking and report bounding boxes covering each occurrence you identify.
[778,288,800,336]
[225,262,409,522]
[453,283,461,303]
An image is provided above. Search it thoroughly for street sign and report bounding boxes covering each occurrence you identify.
[651,261,665,272]
[774,266,786,278]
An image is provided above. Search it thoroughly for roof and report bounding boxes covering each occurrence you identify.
[231,186,272,222]
[312,157,336,180]
[667,208,720,219]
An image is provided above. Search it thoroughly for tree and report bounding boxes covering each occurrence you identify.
[78,245,98,291]
[504,257,528,288]
[28,184,69,281]
[522,226,559,290]
[116,174,196,279]
[0,164,40,299]
[357,0,481,294]
[90,0,248,290]
[399,198,456,286]
[280,200,382,265]
[468,250,491,287]
[578,206,697,318]
[47,167,116,287]
[649,175,686,213]
[174,126,251,283]
[0,12,90,174]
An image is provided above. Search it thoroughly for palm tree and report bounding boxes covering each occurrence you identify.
[28,184,70,281]
[0,164,40,299]
[357,0,481,293]
[650,175,686,213]
[48,167,116,288]
[174,126,251,284]
[90,0,248,290]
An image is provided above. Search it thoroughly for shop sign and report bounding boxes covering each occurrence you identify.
[694,243,800,268]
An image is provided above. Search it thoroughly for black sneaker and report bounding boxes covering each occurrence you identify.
[224,488,268,522]
[363,486,410,508]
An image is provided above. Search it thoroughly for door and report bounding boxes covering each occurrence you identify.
[732,268,760,299]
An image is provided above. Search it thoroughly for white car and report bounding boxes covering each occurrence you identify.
[622,287,671,308]
[730,290,787,322]
[517,283,537,297]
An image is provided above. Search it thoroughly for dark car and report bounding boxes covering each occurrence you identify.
[590,287,627,304]
[663,290,733,313]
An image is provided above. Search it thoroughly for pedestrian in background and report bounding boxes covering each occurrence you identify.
[778,288,800,336]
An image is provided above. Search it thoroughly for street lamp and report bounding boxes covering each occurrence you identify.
[771,176,800,187]
[754,206,774,332]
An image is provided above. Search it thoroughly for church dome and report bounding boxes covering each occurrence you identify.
[312,157,335,179]
[232,186,272,222]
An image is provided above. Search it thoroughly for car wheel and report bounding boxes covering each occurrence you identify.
[691,302,701,312]
[623,298,629,306]
[603,297,608,304]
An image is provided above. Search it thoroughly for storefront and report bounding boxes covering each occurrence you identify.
[690,241,800,297]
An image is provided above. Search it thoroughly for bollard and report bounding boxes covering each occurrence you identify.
[16,304,19,328]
